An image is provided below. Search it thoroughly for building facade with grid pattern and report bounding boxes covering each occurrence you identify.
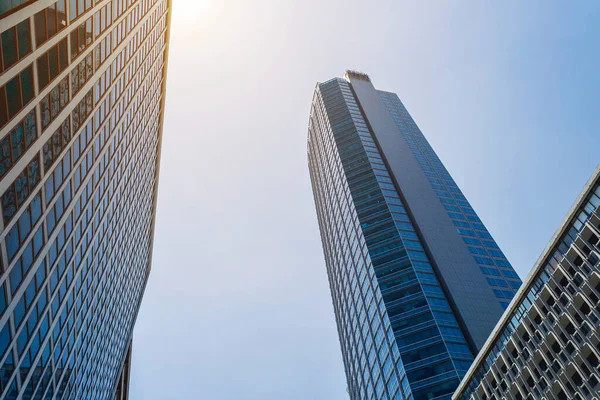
[0,0,170,398]
[307,72,521,400]
[454,166,600,400]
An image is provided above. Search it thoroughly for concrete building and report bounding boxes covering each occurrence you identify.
[0,0,170,398]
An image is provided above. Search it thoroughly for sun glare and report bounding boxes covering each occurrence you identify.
[172,0,213,22]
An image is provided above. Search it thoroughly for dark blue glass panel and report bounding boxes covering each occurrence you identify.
[6,225,19,261]
[0,324,11,359]
[9,261,22,294]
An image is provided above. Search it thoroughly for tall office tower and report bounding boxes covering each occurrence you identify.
[454,166,600,400]
[307,71,522,400]
[0,0,170,398]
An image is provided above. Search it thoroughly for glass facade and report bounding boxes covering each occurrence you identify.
[454,167,600,400]
[309,78,474,400]
[0,0,170,398]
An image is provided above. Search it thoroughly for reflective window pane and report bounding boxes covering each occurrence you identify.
[19,66,34,105]
[1,28,18,71]
[16,20,30,58]
[5,76,22,118]
[34,10,47,46]
[37,55,50,90]
[10,123,24,161]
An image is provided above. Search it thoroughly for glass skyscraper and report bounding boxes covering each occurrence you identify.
[307,71,521,400]
[454,165,600,400]
[0,0,170,398]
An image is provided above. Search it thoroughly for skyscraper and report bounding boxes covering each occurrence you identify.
[0,0,170,398]
[307,71,521,400]
[453,165,600,400]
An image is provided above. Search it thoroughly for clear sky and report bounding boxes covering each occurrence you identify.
[129,1,599,398]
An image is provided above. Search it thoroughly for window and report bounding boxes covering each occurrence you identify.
[0,323,11,360]
[0,110,37,180]
[0,19,31,73]
[71,89,94,131]
[93,97,110,132]
[72,120,93,163]
[447,212,465,220]
[69,0,93,22]
[4,196,42,261]
[494,259,511,268]
[34,0,68,47]
[113,0,134,19]
[488,249,504,258]
[94,2,113,37]
[1,0,38,17]
[43,117,71,172]
[468,246,487,255]
[94,32,112,68]
[477,231,493,239]
[452,220,470,228]
[46,180,72,233]
[457,228,475,236]
[474,256,494,266]
[482,240,499,248]
[39,76,69,131]
[37,37,69,91]
[45,150,71,207]
[462,236,481,245]
[508,280,521,290]
[94,66,112,101]
[2,156,42,224]
[0,64,35,129]
[486,277,508,287]
[480,266,500,276]
[500,269,520,279]
[71,53,94,95]
[70,15,93,60]
[492,289,514,299]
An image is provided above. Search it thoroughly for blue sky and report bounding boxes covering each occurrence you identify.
[129,1,599,398]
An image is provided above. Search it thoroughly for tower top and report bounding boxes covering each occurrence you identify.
[344,70,370,82]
